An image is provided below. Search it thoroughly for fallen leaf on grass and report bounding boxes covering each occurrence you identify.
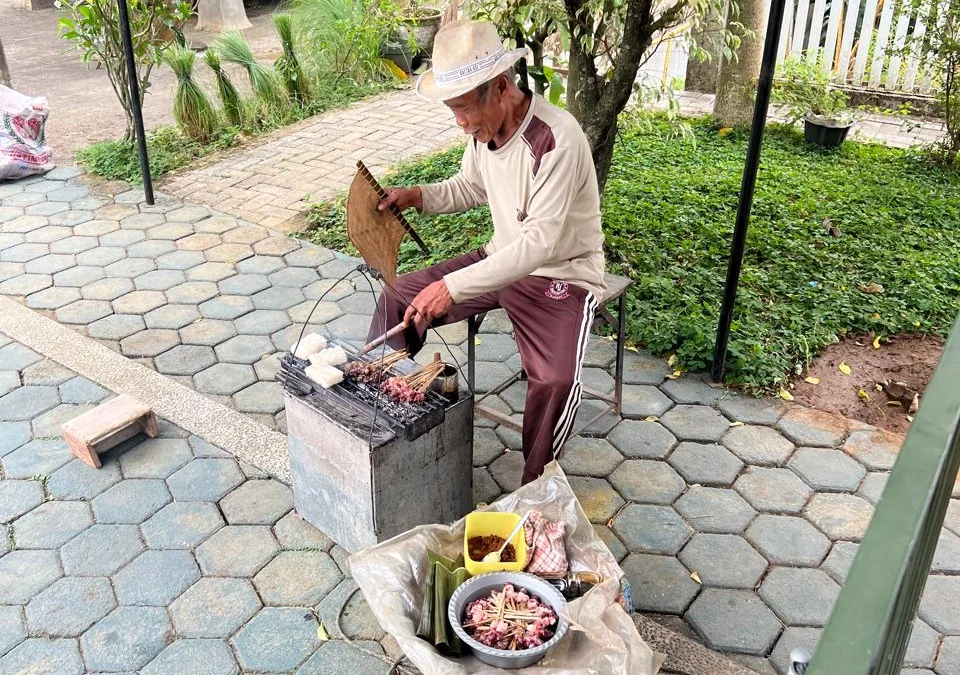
[718,127,733,137]
[667,354,677,367]
[839,362,852,375]
[626,345,639,353]
[691,571,702,584]
[779,389,795,401]
[666,370,683,379]
[857,389,870,401]
[317,622,330,641]
[859,283,884,294]
[871,312,881,320]
[805,377,820,385]
[873,335,882,349]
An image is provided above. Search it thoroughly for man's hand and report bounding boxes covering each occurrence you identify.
[378,186,423,213]
[404,279,453,329]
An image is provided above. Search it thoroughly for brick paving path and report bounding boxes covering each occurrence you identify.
[2,167,960,672]
[160,88,462,232]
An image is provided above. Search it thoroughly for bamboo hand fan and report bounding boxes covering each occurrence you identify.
[347,161,429,284]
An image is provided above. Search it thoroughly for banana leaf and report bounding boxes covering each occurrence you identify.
[417,551,470,655]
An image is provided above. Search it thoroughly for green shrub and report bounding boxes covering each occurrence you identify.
[165,45,219,142]
[204,49,244,127]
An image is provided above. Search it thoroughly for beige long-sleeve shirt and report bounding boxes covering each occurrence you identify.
[420,94,606,304]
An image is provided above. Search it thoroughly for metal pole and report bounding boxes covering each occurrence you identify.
[710,0,788,382]
[116,0,155,205]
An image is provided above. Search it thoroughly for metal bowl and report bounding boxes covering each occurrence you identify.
[448,571,570,669]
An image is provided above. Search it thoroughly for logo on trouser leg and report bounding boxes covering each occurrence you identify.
[545,281,570,300]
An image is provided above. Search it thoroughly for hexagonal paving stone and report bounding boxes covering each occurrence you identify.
[0,272,52,296]
[0,343,42,370]
[675,486,757,534]
[87,313,146,340]
[660,405,730,442]
[594,524,628,562]
[254,236,300,256]
[788,447,866,491]
[60,523,144,576]
[621,553,700,614]
[141,501,224,549]
[185,261,236,284]
[620,384,674,419]
[214,334,275,364]
[180,319,237,346]
[25,576,116,637]
[804,493,874,540]
[777,408,849,447]
[21,359,74,386]
[609,459,686,504]
[117,436,193,478]
[2,439,73,478]
[661,375,724,405]
[133,269,186,292]
[196,525,280,576]
[0,604,26,657]
[32,403,97,438]
[0,385,60,421]
[733,466,814,514]
[205,243,254,263]
[937,635,960,674]
[27,202,69,217]
[100,229,145,246]
[769,626,822,675]
[919,575,960,634]
[144,303,201,330]
[112,289,167,314]
[217,273,270,296]
[759,567,840,626]
[268,266,319,288]
[0,479,44,523]
[81,276,134,301]
[167,458,244,501]
[220,479,293,524]
[679,533,767,588]
[0,638,83,675]
[46,455,120,501]
[231,607,320,671]
[26,286,81,310]
[558,437,623,477]
[166,205,210,222]
[723,424,796,466]
[0,373,20,400]
[46,186,90,202]
[25,225,71,243]
[80,605,172,671]
[91,478,172,523]
[303,277,354,301]
[140,639,240,675]
[52,265,106,288]
[686,588,783,655]
[12,500,93,549]
[858,472,889,505]
[0,550,62,604]
[235,309,292,336]
[668,442,744,487]
[899,619,940,669]
[820,540,859,584]
[157,249,205,268]
[746,514,831,566]
[167,281,220,304]
[199,295,256,321]
[842,428,903,471]
[612,503,692,554]
[274,512,333,551]
[233,381,285,414]
[194,363,257,395]
[933,530,960,574]
[0,261,24,284]
[50,236,97,255]
[237,254,286,275]
[24,253,76,275]
[154,345,217,376]
[103,256,155,279]
[252,286,306,311]
[567,476,626,523]
[127,239,176,258]
[253,550,342,605]
[56,298,113,325]
[75,219,119,237]
[120,328,180,357]
[219,224,266,245]
[170,577,261,638]
[177,232,222,251]
[112,548,200,607]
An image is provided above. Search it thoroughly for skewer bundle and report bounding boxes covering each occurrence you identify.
[343,349,409,382]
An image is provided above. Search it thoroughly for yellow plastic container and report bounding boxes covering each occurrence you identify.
[463,511,528,576]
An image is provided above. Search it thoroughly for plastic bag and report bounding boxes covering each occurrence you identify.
[349,462,664,675]
[0,85,54,181]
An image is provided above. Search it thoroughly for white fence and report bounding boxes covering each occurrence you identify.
[777,0,941,94]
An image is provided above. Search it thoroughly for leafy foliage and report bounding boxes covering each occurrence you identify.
[273,13,312,103]
[204,49,244,127]
[165,45,218,142]
[773,57,851,123]
[212,31,288,113]
[307,119,960,389]
[56,0,191,140]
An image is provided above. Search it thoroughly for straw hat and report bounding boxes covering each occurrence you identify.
[416,20,527,102]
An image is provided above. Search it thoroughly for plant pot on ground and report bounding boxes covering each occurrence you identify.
[381,38,414,74]
[774,57,854,148]
[395,5,442,56]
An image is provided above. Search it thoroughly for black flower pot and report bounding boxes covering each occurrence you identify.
[381,40,414,75]
[804,113,853,148]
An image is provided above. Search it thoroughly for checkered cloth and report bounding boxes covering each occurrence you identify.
[523,510,568,576]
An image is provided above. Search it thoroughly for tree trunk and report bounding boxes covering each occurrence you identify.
[0,36,11,88]
[713,0,766,127]
[515,30,529,90]
[685,0,727,93]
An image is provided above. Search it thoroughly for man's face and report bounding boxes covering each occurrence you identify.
[444,80,505,145]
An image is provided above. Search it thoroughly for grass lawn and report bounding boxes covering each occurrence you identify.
[306,117,960,390]
[76,79,393,184]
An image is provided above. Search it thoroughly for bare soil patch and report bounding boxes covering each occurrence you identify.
[791,333,944,435]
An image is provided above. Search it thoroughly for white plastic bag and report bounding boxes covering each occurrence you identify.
[0,85,54,181]
[349,462,664,675]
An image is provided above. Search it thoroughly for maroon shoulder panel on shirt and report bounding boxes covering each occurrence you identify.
[522,116,556,177]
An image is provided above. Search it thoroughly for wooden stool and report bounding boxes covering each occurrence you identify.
[467,272,633,436]
[61,394,158,468]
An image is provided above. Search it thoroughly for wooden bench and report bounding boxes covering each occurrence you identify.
[467,272,634,436]
[61,394,158,468]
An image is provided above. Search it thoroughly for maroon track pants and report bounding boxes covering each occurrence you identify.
[368,250,597,484]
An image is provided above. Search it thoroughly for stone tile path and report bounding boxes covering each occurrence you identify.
[160,88,462,232]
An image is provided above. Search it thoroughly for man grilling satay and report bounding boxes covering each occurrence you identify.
[370,19,606,485]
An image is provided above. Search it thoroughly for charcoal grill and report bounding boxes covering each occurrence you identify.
[281,343,474,553]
